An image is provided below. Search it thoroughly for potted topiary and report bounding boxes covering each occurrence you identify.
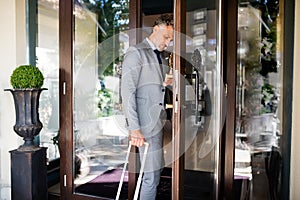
[5,64,47,150]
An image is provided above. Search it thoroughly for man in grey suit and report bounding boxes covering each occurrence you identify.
[121,14,173,200]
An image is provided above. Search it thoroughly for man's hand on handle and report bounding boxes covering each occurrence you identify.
[130,129,145,147]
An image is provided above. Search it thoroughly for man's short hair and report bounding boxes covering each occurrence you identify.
[153,14,174,27]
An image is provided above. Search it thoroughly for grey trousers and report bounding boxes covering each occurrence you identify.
[138,127,164,200]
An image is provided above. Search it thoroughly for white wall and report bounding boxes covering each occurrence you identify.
[290,0,300,199]
[0,1,26,199]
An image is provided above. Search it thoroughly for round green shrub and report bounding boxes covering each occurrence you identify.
[10,65,44,89]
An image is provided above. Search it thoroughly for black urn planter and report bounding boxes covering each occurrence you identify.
[5,88,47,150]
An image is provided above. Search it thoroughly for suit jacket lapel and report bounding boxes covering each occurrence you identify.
[141,39,164,82]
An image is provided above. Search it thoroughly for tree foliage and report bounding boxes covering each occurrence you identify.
[80,0,129,76]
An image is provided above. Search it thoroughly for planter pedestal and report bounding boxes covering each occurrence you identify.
[10,147,48,200]
[5,88,48,199]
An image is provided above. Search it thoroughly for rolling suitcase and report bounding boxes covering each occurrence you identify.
[116,141,149,200]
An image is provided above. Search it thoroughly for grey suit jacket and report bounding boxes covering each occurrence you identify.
[121,39,169,136]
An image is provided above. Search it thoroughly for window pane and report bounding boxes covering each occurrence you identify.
[37,0,60,161]
[73,1,130,198]
[183,1,222,199]
[235,1,283,198]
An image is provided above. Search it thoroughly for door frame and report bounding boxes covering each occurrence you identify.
[58,0,239,199]
[220,0,237,199]
[59,0,73,199]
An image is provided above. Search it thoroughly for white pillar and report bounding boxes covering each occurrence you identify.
[291,1,300,199]
[0,1,27,199]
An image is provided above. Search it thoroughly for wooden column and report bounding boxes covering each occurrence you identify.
[172,0,186,199]
[59,0,73,199]
[221,0,237,199]
[128,0,142,199]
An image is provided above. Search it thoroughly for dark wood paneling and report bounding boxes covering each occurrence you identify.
[142,0,216,15]
[172,0,186,199]
[142,0,173,15]
[281,0,295,199]
[128,0,142,199]
[59,0,73,199]
[129,0,142,45]
[218,1,225,199]
[221,0,237,199]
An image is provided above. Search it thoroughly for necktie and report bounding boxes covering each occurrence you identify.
[154,49,162,64]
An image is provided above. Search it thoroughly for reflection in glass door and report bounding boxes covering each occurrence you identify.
[37,0,60,163]
[72,1,130,198]
[235,0,283,199]
[139,1,222,198]
[179,1,223,199]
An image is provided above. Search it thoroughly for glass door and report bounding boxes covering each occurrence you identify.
[72,0,130,199]
[175,0,223,199]
[132,0,223,199]
[60,0,224,199]
[234,0,284,199]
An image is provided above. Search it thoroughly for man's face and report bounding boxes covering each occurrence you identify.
[151,24,174,51]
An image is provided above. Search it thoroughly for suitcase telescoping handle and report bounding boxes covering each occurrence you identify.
[116,141,149,200]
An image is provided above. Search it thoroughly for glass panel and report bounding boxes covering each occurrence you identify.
[140,2,222,198]
[37,0,60,162]
[72,0,130,198]
[183,1,222,199]
[235,0,283,199]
